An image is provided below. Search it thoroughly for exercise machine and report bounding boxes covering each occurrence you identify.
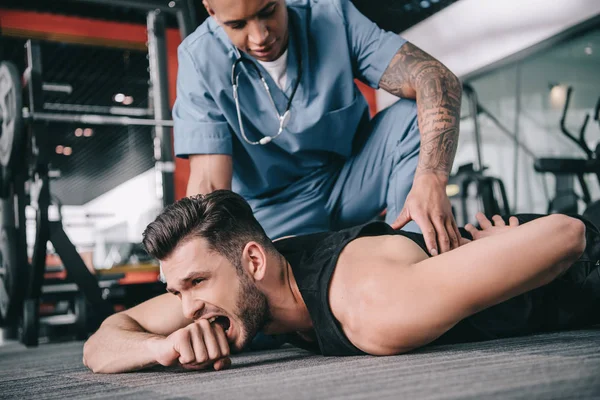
[534,87,600,218]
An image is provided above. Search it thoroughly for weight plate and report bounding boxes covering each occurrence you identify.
[0,226,20,325]
[0,61,24,170]
[0,198,25,327]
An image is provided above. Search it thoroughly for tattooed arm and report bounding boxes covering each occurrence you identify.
[379,42,463,255]
[379,42,462,178]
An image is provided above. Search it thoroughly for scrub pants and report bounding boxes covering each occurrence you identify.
[252,98,422,240]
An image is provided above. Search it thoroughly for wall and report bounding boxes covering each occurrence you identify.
[376,0,600,109]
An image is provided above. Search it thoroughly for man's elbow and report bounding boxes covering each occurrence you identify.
[82,333,112,374]
[346,314,433,356]
[82,339,100,373]
[351,327,419,356]
[555,215,586,273]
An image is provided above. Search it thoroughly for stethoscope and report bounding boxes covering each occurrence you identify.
[231,31,302,145]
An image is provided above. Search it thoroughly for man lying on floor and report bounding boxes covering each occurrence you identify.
[83,190,600,373]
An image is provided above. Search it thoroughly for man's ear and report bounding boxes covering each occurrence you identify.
[202,0,217,19]
[242,242,267,282]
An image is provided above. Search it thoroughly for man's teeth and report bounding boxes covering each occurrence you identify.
[207,316,230,333]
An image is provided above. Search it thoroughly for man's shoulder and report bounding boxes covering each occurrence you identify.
[287,0,347,20]
[179,19,212,50]
[178,18,232,66]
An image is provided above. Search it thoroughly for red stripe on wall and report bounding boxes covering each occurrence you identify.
[0,9,148,46]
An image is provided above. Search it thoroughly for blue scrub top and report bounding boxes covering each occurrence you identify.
[173,0,407,200]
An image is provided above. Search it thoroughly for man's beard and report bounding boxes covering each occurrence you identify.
[235,269,272,351]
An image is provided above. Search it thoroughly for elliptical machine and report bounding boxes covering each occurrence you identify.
[534,87,600,224]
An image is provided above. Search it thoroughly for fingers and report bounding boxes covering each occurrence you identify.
[447,218,461,250]
[189,323,208,364]
[475,212,492,229]
[213,357,232,371]
[213,323,230,358]
[464,223,478,238]
[171,319,232,371]
[432,216,451,254]
[198,319,222,361]
[390,207,411,230]
[420,221,440,256]
[509,216,520,227]
[176,331,196,365]
[492,215,505,227]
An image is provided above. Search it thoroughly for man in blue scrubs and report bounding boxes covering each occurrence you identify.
[174,0,463,257]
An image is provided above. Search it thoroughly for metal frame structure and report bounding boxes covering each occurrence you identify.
[15,0,195,343]
[148,10,176,207]
[20,40,115,346]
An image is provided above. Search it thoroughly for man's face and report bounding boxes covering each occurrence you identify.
[162,237,271,352]
[203,0,289,61]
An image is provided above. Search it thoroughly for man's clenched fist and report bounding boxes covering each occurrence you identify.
[146,319,231,371]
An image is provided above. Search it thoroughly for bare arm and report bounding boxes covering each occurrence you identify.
[379,42,461,180]
[333,214,586,355]
[379,42,462,254]
[186,154,233,197]
[83,293,191,373]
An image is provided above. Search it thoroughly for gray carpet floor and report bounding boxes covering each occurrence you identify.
[1,330,600,399]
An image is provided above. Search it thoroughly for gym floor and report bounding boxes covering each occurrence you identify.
[1,329,599,399]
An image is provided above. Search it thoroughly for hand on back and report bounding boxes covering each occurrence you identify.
[391,174,461,255]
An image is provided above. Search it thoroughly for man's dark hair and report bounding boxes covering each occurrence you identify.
[142,190,275,270]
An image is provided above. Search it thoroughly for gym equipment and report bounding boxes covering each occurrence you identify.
[448,84,511,227]
[0,62,25,172]
[581,96,600,226]
[0,7,178,345]
[0,199,26,327]
[0,104,29,329]
[534,88,600,215]
[0,67,174,129]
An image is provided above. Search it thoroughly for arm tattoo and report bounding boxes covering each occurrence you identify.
[379,42,462,178]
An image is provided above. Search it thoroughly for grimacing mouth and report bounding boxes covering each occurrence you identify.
[207,315,231,334]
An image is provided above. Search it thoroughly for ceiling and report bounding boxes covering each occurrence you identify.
[0,0,461,206]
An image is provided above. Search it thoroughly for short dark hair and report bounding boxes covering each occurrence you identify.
[142,190,275,270]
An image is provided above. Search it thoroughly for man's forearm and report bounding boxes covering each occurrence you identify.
[380,42,462,181]
[83,314,163,373]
